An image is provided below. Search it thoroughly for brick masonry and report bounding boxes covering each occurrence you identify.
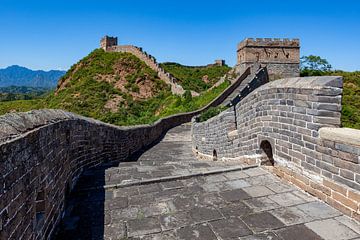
[192,75,360,220]
[0,108,202,239]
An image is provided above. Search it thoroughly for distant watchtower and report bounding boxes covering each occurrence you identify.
[237,38,300,80]
[214,59,225,66]
[100,36,118,50]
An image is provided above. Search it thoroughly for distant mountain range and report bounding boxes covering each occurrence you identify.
[0,65,66,88]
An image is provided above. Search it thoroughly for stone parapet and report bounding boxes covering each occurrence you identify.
[191,76,360,219]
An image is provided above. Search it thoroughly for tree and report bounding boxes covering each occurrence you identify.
[300,55,332,72]
[183,90,192,103]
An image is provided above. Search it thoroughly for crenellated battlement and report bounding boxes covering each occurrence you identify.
[238,38,300,50]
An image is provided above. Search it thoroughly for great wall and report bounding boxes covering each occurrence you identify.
[1,36,360,240]
[101,36,187,96]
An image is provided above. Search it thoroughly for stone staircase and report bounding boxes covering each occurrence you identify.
[108,45,186,95]
[221,65,269,107]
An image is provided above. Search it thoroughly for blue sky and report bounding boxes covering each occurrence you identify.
[1,0,359,71]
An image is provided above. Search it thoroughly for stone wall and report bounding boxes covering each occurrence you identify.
[1,108,203,239]
[265,63,300,80]
[192,76,360,219]
[107,45,186,95]
[0,65,259,239]
[273,127,360,220]
[0,108,200,240]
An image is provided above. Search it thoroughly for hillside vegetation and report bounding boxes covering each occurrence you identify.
[300,55,360,129]
[160,62,231,92]
[332,71,360,129]
[0,86,51,101]
[0,49,230,125]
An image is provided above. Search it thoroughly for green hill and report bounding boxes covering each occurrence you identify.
[160,62,231,92]
[0,49,230,125]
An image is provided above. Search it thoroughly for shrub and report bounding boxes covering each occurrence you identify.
[198,106,228,122]
[183,90,192,103]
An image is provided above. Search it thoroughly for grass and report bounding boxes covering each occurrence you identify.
[0,99,45,114]
[331,71,360,129]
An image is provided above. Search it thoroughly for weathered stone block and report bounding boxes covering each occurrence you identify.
[332,192,357,211]
[323,179,347,196]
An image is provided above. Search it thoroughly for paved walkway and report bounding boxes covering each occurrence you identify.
[54,124,360,240]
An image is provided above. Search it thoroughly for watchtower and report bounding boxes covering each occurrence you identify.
[237,38,300,80]
[214,59,225,66]
[100,36,118,50]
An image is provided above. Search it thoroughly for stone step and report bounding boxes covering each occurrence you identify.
[78,164,259,192]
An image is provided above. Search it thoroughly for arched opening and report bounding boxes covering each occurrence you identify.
[213,149,218,161]
[260,140,274,166]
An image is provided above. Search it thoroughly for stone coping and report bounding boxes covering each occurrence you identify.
[319,127,360,147]
[256,76,343,90]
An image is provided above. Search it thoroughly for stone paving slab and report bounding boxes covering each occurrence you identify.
[54,124,360,240]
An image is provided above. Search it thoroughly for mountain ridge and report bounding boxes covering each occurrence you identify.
[0,65,66,88]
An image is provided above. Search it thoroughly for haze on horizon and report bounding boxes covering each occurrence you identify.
[0,0,359,72]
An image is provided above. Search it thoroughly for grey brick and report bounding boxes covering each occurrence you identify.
[313,117,341,125]
[333,175,360,191]
[316,160,339,174]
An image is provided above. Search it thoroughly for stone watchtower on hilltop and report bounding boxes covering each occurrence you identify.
[100,36,118,50]
[237,38,300,80]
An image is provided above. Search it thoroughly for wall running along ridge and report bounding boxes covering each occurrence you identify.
[0,66,262,239]
[107,45,186,95]
[192,76,360,220]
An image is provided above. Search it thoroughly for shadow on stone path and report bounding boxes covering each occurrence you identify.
[54,124,360,240]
